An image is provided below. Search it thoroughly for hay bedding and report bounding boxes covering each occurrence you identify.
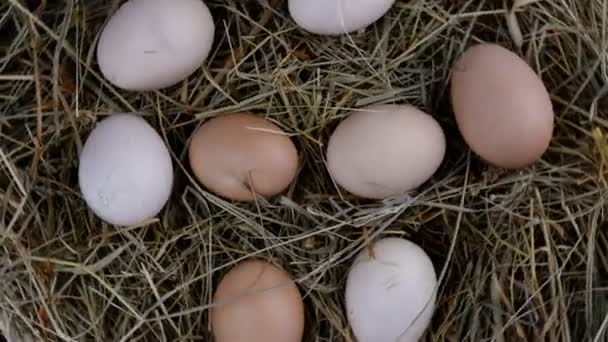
[1,0,608,341]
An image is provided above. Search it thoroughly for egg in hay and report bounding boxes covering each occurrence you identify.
[450,43,554,168]
[78,114,173,226]
[288,0,395,35]
[211,259,305,342]
[346,238,437,342]
[326,104,446,199]
[188,113,299,201]
[96,0,215,90]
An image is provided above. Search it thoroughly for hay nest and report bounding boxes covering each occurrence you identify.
[2,0,608,341]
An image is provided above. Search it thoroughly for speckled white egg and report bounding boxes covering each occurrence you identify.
[346,238,437,342]
[288,0,395,35]
[97,0,215,90]
[78,114,173,226]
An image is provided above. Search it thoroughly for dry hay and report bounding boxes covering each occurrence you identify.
[1,0,608,341]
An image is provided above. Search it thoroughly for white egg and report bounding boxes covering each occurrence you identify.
[78,114,173,226]
[97,0,215,91]
[346,238,437,342]
[288,0,395,35]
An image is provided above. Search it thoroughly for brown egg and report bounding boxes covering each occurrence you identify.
[450,43,554,169]
[210,259,305,342]
[188,113,298,201]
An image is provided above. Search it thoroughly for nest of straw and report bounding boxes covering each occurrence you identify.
[2,0,608,341]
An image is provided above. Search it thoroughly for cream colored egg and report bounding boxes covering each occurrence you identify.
[326,104,445,199]
[288,0,395,35]
[97,0,215,91]
[346,238,437,342]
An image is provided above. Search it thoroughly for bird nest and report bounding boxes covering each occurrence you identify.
[1,0,608,341]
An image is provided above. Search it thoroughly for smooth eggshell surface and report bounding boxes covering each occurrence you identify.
[211,259,305,342]
[450,43,554,169]
[327,104,446,199]
[288,0,395,35]
[78,114,173,226]
[346,238,437,342]
[188,113,298,201]
[97,0,214,91]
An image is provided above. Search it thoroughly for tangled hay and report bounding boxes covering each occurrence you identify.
[1,0,608,341]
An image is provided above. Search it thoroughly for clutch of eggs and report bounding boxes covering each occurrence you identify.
[211,259,305,342]
[327,104,446,199]
[78,114,173,226]
[450,43,554,168]
[188,113,299,202]
[346,238,437,342]
[97,0,215,91]
[289,0,395,35]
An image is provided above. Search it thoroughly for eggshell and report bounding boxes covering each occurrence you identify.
[346,238,437,342]
[97,0,215,91]
[450,43,554,169]
[78,114,173,226]
[211,259,305,342]
[288,0,395,35]
[188,113,298,201]
[326,104,445,199]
